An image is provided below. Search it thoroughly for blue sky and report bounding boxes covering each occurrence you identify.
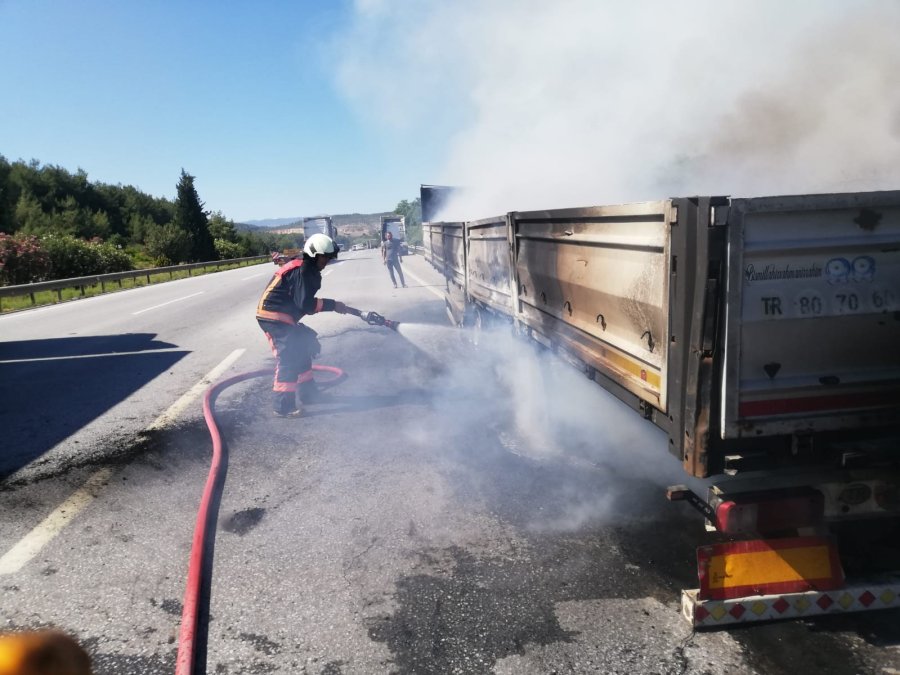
[2,1,897,223]
[0,1,446,222]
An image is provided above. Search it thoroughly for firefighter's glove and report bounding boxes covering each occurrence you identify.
[334,301,348,314]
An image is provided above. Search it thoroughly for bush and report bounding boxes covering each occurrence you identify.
[41,234,134,279]
[126,246,156,269]
[93,239,132,273]
[214,238,243,260]
[144,222,191,266]
[0,232,51,285]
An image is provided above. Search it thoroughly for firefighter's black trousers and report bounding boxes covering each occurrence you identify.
[257,319,321,393]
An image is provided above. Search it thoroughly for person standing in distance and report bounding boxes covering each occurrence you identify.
[381,231,407,289]
[256,233,348,417]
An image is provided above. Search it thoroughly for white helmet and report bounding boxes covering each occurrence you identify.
[303,233,338,258]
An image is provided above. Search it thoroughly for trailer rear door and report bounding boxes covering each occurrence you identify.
[721,191,900,438]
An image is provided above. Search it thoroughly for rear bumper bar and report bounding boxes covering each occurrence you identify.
[682,574,900,626]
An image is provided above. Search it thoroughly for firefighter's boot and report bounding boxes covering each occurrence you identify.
[298,380,325,404]
[273,391,302,418]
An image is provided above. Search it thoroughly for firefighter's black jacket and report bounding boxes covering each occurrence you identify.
[256,257,336,324]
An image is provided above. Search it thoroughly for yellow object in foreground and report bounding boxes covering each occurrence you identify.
[0,631,91,675]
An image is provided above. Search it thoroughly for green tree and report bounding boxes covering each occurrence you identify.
[55,195,111,239]
[14,191,51,233]
[208,210,238,243]
[173,169,215,262]
[214,238,243,260]
[145,222,192,265]
[127,213,156,245]
[0,155,13,233]
[394,197,422,246]
[236,232,260,256]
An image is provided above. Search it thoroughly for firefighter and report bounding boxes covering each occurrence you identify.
[256,233,348,417]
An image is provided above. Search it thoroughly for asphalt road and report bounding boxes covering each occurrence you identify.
[1,251,898,674]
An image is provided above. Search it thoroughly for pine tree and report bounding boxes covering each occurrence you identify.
[173,169,215,262]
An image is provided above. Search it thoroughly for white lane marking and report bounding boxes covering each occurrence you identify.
[242,271,270,281]
[322,269,334,277]
[0,349,247,573]
[0,468,113,575]
[146,348,246,430]
[132,291,204,316]
[0,349,184,365]
[402,268,445,301]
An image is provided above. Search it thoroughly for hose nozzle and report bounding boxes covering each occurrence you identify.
[360,311,399,331]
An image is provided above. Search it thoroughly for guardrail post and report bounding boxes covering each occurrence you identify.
[101,280,106,292]
[146,272,151,284]
[30,292,36,305]
[56,289,62,302]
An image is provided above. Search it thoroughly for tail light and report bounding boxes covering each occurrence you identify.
[715,487,824,535]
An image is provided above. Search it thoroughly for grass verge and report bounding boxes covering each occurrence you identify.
[0,260,267,314]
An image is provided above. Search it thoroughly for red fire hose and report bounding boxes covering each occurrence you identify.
[175,364,344,675]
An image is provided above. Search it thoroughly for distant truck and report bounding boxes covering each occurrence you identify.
[302,216,338,243]
[380,215,408,255]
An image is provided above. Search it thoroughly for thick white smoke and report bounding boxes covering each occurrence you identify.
[398,324,695,530]
[334,0,900,219]
[332,1,898,528]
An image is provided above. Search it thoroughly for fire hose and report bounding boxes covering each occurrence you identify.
[175,309,397,675]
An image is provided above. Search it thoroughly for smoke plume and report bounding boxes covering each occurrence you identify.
[334,0,900,219]
[399,324,695,530]
[330,1,898,527]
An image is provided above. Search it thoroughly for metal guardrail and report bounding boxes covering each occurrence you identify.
[0,255,269,308]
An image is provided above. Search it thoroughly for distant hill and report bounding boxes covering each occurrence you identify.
[244,212,394,238]
[243,217,302,228]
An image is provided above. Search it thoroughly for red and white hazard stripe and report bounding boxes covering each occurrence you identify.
[683,575,900,626]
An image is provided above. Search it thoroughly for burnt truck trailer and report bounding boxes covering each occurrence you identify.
[421,188,900,626]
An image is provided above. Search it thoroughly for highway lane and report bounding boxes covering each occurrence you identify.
[0,262,276,481]
[1,251,898,673]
